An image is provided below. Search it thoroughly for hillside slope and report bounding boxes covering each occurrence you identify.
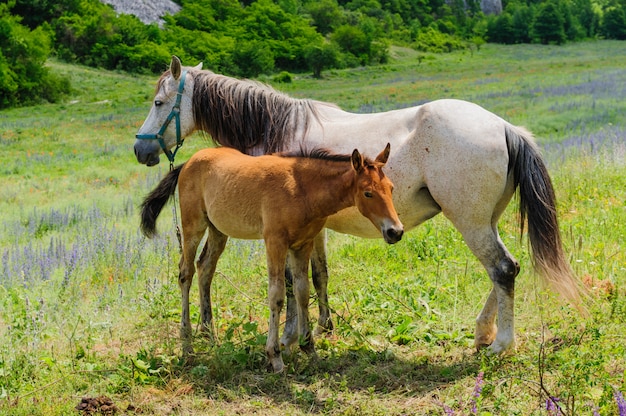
[100,0,181,25]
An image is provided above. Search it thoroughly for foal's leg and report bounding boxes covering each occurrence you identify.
[281,259,298,354]
[179,225,207,355]
[264,238,288,373]
[311,231,334,335]
[288,244,315,355]
[196,224,228,338]
[283,231,332,350]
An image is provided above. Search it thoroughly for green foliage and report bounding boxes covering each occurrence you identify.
[304,42,340,78]
[533,2,567,44]
[3,0,611,92]
[488,0,603,45]
[0,4,69,108]
[600,5,626,39]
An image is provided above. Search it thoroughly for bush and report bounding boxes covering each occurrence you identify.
[0,5,69,108]
[273,71,292,83]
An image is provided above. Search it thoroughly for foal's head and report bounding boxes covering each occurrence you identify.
[351,143,404,244]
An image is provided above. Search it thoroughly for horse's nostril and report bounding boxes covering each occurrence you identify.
[385,227,403,243]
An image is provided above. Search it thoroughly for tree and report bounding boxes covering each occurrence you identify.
[601,6,626,40]
[486,13,515,44]
[304,42,339,78]
[305,0,344,35]
[0,4,69,108]
[532,2,566,44]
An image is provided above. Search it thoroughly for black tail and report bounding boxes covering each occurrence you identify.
[505,124,584,308]
[140,164,184,238]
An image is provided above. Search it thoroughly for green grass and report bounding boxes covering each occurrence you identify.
[1,41,625,415]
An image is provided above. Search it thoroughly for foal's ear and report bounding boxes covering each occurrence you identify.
[375,143,391,165]
[170,55,182,80]
[351,149,364,173]
[194,62,203,70]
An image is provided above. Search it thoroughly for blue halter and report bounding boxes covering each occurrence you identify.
[136,70,188,164]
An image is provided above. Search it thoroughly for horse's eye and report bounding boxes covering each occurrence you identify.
[364,191,373,198]
[154,100,163,107]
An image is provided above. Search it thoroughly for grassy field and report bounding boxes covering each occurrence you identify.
[1,40,625,415]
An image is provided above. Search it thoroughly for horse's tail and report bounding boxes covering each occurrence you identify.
[505,124,585,309]
[140,164,184,238]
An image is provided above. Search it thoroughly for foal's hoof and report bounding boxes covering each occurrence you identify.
[475,343,491,352]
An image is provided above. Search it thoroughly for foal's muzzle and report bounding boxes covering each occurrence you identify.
[383,226,404,244]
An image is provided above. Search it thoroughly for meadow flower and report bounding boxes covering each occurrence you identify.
[470,372,484,414]
[614,389,626,416]
[546,396,561,416]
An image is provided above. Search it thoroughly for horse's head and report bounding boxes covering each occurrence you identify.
[134,56,201,166]
[351,143,404,244]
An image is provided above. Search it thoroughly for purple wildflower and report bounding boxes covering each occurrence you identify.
[614,389,626,416]
[546,397,561,416]
[470,372,484,414]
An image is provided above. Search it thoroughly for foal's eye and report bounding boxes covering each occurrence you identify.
[154,100,163,107]
[364,191,373,198]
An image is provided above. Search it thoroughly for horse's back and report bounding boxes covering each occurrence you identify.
[178,148,299,240]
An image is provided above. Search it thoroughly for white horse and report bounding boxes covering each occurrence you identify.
[134,56,582,357]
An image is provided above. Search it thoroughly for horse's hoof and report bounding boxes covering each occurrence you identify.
[270,358,285,373]
[486,339,516,355]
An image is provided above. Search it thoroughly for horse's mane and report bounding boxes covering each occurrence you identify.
[278,147,374,165]
[186,70,323,154]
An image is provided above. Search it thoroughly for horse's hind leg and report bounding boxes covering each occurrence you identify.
[281,264,298,354]
[460,226,520,353]
[282,232,332,351]
[196,224,228,339]
[311,231,333,335]
[474,287,498,348]
[288,244,316,356]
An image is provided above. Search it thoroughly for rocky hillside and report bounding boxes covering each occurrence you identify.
[101,0,502,26]
[100,0,181,25]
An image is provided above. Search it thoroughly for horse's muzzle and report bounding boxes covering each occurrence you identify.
[383,227,404,244]
[134,144,161,166]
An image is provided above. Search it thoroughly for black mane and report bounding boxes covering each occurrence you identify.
[278,148,352,162]
[191,71,322,154]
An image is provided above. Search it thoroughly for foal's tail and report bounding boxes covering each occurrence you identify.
[140,164,184,238]
[505,124,585,309]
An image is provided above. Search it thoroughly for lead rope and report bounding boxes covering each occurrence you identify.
[170,161,183,253]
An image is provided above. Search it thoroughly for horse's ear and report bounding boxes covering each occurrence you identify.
[170,56,182,80]
[375,143,391,165]
[194,62,203,70]
[351,149,364,173]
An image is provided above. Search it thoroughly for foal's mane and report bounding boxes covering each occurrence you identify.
[278,148,375,165]
[160,69,327,154]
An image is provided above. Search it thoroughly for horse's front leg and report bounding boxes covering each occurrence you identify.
[288,244,315,356]
[265,238,288,373]
[196,226,228,339]
[179,241,199,355]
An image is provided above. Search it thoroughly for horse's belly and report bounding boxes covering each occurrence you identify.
[325,208,381,238]
[208,212,264,240]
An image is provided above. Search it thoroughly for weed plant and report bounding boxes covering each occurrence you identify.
[0,41,625,415]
